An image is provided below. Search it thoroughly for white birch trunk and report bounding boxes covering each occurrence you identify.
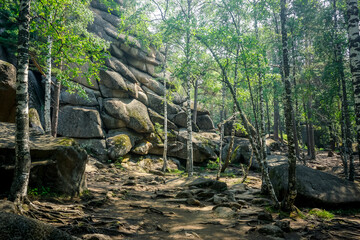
[9,0,32,205]
[44,36,52,134]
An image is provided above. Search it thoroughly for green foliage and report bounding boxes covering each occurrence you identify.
[207,158,219,170]
[308,209,334,220]
[28,186,57,197]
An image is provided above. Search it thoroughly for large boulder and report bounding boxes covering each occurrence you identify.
[105,56,138,83]
[148,108,178,131]
[154,129,219,163]
[0,122,88,196]
[143,87,180,116]
[60,86,99,106]
[29,108,45,134]
[75,138,108,162]
[129,66,165,96]
[99,69,128,92]
[196,114,215,130]
[107,128,145,146]
[106,134,133,161]
[101,112,127,130]
[0,60,16,123]
[172,111,200,131]
[0,212,75,240]
[58,106,105,138]
[99,84,129,98]
[103,98,154,133]
[269,164,360,208]
[221,137,252,165]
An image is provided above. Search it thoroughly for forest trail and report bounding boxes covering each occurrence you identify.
[27,153,360,240]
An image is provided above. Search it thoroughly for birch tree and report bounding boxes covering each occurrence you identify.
[280,0,297,211]
[346,0,360,176]
[8,0,32,207]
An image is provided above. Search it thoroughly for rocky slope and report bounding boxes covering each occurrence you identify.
[54,0,223,164]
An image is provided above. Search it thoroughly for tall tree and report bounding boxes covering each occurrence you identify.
[280,0,297,211]
[346,0,360,173]
[8,0,32,207]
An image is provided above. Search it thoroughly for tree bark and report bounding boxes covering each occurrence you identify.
[52,79,61,137]
[217,82,226,180]
[162,46,169,172]
[185,0,193,177]
[274,97,279,140]
[9,0,32,205]
[346,0,360,165]
[193,78,199,125]
[44,36,52,135]
[280,0,297,211]
[307,98,316,159]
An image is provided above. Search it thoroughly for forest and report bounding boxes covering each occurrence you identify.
[0,0,360,239]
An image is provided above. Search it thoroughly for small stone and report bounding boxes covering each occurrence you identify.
[123,180,136,186]
[109,163,115,168]
[187,198,201,206]
[196,191,215,200]
[176,190,194,199]
[316,166,326,171]
[258,224,284,238]
[258,211,273,222]
[214,194,229,205]
[94,162,105,169]
[214,207,236,218]
[128,176,136,180]
[275,220,291,232]
[230,183,248,194]
[83,233,112,240]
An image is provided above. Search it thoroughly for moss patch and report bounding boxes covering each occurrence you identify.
[58,138,76,146]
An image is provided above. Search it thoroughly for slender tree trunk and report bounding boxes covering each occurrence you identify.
[290,36,300,157]
[266,100,271,135]
[222,45,240,173]
[217,82,226,180]
[279,114,283,143]
[51,59,62,137]
[345,0,359,174]
[162,46,169,172]
[280,0,297,211]
[304,100,311,156]
[274,97,279,140]
[44,36,52,134]
[346,0,360,165]
[9,0,32,205]
[193,78,199,125]
[307,98,316,159]
[185,0,193,177]
[333,0,354,180]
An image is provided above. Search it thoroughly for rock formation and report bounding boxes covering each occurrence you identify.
[0,122,88,196]
[54,0,219,163]
[0,0,253,167]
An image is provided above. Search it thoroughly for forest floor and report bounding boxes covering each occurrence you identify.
[26,151,360,240]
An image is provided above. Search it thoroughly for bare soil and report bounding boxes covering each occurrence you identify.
[22,152,360,239]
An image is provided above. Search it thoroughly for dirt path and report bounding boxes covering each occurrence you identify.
[28,154,360,240]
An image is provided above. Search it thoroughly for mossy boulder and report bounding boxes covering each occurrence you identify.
[29,108,44,134]
[0,122,87,196]
[0,60,16,123]
[106,134,132,161]
[103,98,154,133]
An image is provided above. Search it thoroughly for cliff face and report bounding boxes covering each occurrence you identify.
[55,0,218,163]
